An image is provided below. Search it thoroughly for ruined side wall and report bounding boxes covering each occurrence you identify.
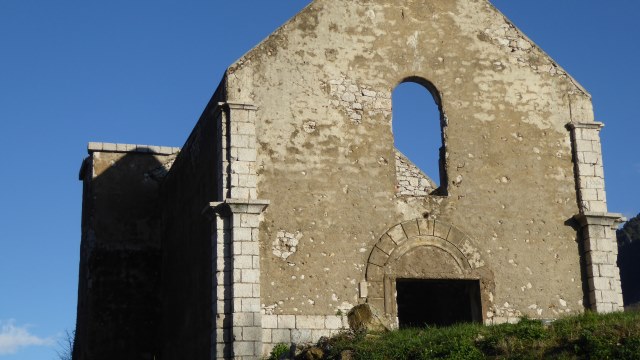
[159,87,225,359]
[226,0,588,340]
[74,143,178,360]
[395,150,437,196]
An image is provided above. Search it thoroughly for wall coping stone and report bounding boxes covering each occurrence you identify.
[574,212,626,228]
[218,102,258,111]
[566,121,604,130]
[87,142,180,155]
[203,199,270,219]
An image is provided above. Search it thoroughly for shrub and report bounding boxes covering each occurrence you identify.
[268,343,290,360]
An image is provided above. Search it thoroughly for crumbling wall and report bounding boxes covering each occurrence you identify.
[395,150,437,196]
[74,143,179,360]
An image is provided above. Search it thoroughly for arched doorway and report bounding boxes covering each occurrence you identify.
[365,219,493,327]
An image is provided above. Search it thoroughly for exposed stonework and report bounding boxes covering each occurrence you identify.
[260,314,349,355]
[568,122,608,213]
[482,22,570,80]
[567,122,624,313]
[207,198,269,359]
[272,231,302,260]
[203,102,267,360]
[574,213,624,313]
[395,150,437,196]
[328,77,392,124]
[75,1,625,359]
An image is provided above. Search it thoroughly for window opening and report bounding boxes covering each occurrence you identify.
[392,79,447,195]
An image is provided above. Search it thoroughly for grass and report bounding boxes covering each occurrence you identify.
[315,311,640,359]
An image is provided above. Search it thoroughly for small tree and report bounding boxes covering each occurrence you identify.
[55,329,74,360]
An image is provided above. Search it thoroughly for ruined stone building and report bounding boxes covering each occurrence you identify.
[74,0,625,359]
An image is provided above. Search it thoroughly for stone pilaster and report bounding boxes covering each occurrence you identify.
[220,102,259,200]
[208,207,233,359]
[567,122,607,213]
[567,122,624,312]
[209,101,265,359]
[206,199,269,359]
[574,212,624,313]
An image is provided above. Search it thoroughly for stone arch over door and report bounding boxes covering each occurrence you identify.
[365,219,494,324]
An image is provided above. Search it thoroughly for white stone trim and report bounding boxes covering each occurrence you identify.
[219,102,260,200]
[206,199,269,360]
[87,142,180,155]
[567,122,625,313]
[260,314,350,357]
[574,212,625,313]
[567,122,607,213]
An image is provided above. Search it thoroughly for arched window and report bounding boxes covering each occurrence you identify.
[392,78,447,196]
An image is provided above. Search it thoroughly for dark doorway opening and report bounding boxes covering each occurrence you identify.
[396,279,482,328]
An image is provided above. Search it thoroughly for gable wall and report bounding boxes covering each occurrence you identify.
[226,0,588,327]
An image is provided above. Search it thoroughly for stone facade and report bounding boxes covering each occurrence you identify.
[75,1,624,359]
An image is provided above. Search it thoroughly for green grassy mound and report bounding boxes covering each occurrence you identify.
[288,311,640,360]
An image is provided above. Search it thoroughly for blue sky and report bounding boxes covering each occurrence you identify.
[0,1,638,358]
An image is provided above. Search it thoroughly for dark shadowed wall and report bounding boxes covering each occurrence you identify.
[75,146,177,360]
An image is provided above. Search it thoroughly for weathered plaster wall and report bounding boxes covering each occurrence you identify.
[75,143,178,360]
[225,0,588,331]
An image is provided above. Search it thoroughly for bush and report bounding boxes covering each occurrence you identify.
[268,343,290,360]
